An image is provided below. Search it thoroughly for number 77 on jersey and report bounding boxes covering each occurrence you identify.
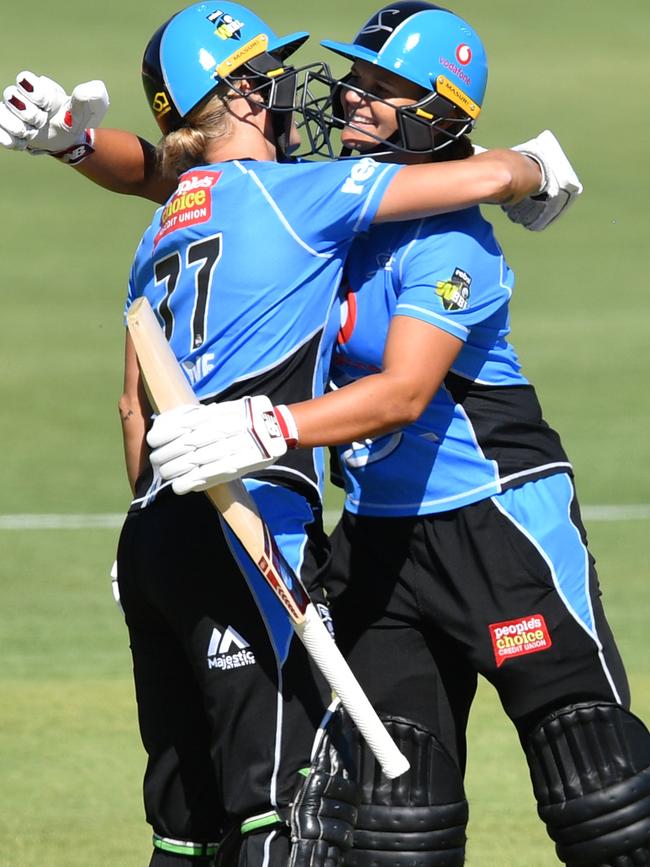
[126,296,410,780]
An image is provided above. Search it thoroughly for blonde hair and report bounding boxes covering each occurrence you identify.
[157,89,233,177]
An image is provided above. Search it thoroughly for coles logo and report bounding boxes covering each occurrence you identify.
[154,171,222,246]
[456,43,472,65]
[489,613,552,668]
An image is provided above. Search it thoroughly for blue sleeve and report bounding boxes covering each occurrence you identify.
[285,158,402,246]
[392,209,514,343]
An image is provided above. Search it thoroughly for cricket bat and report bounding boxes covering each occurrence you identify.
[126,296,409,780]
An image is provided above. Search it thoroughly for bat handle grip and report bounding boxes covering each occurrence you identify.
[297,604,410,780]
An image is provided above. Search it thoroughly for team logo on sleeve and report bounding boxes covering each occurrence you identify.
[489,614,552,668]
[435,267,471,311]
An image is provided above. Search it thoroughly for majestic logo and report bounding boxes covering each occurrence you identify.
[207,9,244,39]
[456,43,472,65]
[489,614,552,668]
[435,267,471,311]
[207,625,256,670]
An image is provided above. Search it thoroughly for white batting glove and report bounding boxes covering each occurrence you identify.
[147,397,298,495]
[0,70,109,164]
[503,130,583,231]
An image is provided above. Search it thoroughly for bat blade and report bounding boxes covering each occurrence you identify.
[126,295,409,779]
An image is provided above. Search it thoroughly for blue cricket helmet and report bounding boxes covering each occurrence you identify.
[315,1,487,153]
[142,2,309,133]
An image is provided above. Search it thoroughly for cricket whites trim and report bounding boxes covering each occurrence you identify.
[126,296,409,779]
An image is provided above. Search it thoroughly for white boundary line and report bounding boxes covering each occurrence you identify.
[0,505,649,530]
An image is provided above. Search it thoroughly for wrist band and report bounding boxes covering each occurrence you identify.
[52,128,95,166]
[273,404,299,449]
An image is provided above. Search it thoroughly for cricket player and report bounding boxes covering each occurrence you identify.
[139,4,650,866]
[0,3,552,865]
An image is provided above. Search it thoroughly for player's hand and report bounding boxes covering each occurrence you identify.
[0,71,109,164]
[147,397,295,495]
[504,130,583,230]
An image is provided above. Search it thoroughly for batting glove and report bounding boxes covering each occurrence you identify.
[147,397,298,495]
[0,70,109,165]
[503,130,583,231]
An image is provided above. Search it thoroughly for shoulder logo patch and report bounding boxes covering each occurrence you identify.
[435,267,471,311]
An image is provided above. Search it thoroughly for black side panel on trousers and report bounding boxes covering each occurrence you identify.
[345,716,467,867]
[524,702,650,865]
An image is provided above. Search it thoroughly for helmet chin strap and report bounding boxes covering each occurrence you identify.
[244,52,300,161]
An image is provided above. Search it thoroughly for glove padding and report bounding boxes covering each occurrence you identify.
[147,396,288,495]
[0,70,109,163]
[504,129,583,230]
[288,699,359,867]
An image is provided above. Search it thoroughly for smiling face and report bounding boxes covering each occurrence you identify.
[339,59,427,153]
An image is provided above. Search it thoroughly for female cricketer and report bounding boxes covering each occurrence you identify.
[0,3,550,865]
[144,5,650,867]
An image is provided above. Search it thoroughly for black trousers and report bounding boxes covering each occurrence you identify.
[117,490,331,863]
[326,474,630,768]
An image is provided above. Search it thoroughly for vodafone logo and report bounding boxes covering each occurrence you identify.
[456,43,472,65]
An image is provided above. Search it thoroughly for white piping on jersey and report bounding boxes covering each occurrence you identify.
[346,475,501,510]
[395,303,470,338]
[499,462,573,487]
[234,161,332,258]
[498,252,513,300]
[200,324,326,397]
[344,464,576,512]
[354,165,400,234]
[489,483,622,704]
[557,474,622,703]
[446,364,523,387]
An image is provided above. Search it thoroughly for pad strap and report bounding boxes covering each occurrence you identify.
[153,834,219,858]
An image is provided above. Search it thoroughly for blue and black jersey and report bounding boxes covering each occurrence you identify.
[127,156,401,508]
[331,206,571,516]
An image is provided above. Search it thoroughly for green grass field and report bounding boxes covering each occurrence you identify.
[1,1,648,864]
